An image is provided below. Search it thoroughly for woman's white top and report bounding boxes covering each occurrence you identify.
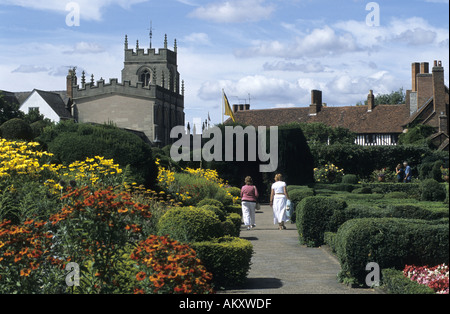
[272,181,286,194]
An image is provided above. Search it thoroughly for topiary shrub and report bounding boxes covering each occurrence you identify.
[192,236,253,288]
[200,205,226,222]
[289,188,315,205]
[197,198,224,210]
[296,196,347,247]
[157,207,223,243]
[335,218,449,285]
[381,268,435,294]
[0,118,33,141]
[221,213,242,237]
[388,204,447,220]
[352,187,372,194]
[384,191,410,199]
[420,179,446,202]
[341,174,359,185]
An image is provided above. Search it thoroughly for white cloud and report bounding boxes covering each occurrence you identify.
[198,75,308,105]
[263,61,326,73]
[12,64,50,73]
[64,42,105,54]
[235,26,360,58]
[182,33,211,46]
[0,0,148,21]
[189,0,275,23]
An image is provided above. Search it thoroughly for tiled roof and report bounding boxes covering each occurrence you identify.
[33,90,72,119]
[228,104,410,134]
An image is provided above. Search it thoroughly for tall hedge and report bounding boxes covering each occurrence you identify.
[37,121,157,187]
[204,123,314,201]
[335,218,449,285]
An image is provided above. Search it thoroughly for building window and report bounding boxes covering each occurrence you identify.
[140,70,151,86]
[365,134,376,145]
[28,107,39,114]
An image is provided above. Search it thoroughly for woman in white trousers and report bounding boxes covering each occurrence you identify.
[240,176,259,230]
[269,174,290,230]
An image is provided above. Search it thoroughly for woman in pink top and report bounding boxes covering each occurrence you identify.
[240,176,259,230]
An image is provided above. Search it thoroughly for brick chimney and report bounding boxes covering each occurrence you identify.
[421,62,429,74]
[412,62,420,92]
[66,69,74,99]
[232,103,251,113]
[309,90,322,116]
[367,90,375,112]
[432,60,445,116]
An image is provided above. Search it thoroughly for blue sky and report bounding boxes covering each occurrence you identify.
[0,0,449,125]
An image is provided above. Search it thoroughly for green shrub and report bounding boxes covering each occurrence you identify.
[192,236,253,288]
[361,183,420,196]
[384,191,410,199]
[289,188,315,205]
[420,179,446,201]
[342,174,359,185]
[38,121,157,187]
[227,187,241,197]
[335,218,449,285]
[200,205,226,222]
[296,196,347,247]
[197,198,224,210]
[352,187,372,194]
[157,207,223,242]
[324,232,337,252]
[0,118,33,141]
[381,268,435,294]
[388,204,447,220]
[224,204,242,215]
[221,213,242,237]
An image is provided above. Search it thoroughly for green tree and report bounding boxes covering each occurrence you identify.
[356,88,406,106]
[0,92,24,125]
[398,124,435,146]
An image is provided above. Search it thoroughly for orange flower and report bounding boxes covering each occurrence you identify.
[20,269,31,277]
[136,271,146,281]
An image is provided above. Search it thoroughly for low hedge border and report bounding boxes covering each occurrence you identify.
[335,218,449,285]
[297,195,449,248]
[381,268,435,294]
[192,236,253,289]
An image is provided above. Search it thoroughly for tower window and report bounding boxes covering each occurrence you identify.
[140,70,151,86]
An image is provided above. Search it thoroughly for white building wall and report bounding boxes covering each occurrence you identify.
[19,92,61,122]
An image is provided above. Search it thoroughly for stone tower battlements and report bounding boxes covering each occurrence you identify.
[121,34,180,94]
[68,32,185,147]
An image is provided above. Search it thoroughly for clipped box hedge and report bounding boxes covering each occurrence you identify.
[381,268,435,294]
[335,218,449,285]
[296,196,347,247]
[157,207,223,242]
[192,236,253,289]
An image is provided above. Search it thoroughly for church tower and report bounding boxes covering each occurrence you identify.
[71,34,185,147]
[121,34,180,94]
